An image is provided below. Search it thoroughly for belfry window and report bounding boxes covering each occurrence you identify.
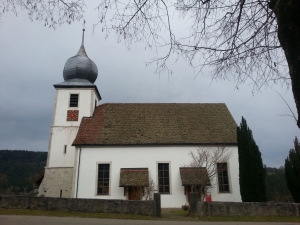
[69,94,79,107]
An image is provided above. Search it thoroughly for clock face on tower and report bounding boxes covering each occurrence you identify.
[67,110,79,121]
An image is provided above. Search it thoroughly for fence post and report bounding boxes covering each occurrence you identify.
[154,193,161,217]
[189,192,198,215]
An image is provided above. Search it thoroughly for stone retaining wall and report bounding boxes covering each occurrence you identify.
[0,195,157,217]
[198,202,300,217]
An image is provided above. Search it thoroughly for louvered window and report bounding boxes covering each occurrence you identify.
[69,94,79,107]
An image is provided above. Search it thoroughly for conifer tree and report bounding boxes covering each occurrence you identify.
[285,137,300,203]
[237,117,267,202]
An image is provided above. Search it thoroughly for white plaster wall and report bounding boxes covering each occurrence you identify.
[75,146,241,208]
[48,126,79,167]
[53,88,99,127]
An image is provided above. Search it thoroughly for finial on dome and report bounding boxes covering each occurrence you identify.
[62,21,98,83]
[82,19,86,46]
[76,20,87,56]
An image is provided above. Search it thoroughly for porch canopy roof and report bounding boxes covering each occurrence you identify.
[179,167,211,186]
[119,168,149,187]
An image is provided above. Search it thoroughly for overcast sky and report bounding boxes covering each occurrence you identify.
[0,4,299,167]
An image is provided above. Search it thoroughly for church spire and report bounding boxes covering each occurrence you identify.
[76,20,87,56]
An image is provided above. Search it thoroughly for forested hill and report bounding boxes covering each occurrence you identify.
[0,150,47,195]
[265,166,293,202]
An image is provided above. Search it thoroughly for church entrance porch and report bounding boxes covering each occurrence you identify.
[119,168,149,200]
[179,167,211,204]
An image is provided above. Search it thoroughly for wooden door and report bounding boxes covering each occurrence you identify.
[128,187,142,200]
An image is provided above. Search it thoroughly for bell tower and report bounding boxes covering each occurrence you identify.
[38,24,101,198]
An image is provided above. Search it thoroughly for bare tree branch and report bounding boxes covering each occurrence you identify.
[275,90,297,123]
[0,0,85,28]
[94,0,289,94]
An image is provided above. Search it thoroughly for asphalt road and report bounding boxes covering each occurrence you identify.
[0,216,299,225]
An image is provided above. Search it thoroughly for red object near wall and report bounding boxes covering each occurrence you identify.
[205,192,212,202]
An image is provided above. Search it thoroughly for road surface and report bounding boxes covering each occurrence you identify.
[0,215,299,225]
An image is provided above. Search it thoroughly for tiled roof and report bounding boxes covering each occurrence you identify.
[179,167,211,186]
[119,168,149,187]
[73,103,237,145]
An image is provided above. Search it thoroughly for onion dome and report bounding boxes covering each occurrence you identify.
[63,28,98,83]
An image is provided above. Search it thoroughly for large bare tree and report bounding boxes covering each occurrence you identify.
[182,146,232,201]
[2,0,300,127]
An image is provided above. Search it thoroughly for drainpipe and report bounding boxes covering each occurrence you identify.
[76,147,81,198]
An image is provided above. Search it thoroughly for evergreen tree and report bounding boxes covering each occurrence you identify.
[237,117,267,202]
[285,137,300,203]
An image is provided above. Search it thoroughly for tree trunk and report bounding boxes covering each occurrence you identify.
[270,0,300,128]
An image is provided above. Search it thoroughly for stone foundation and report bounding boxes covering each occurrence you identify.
[38,167,74,198]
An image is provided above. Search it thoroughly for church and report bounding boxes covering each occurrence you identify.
[38,29,242,208]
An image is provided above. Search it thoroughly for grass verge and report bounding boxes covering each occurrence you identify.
[0,209,154,220]
[1,208,300,222]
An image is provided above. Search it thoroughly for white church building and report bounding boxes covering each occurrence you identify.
[38,29,242,207]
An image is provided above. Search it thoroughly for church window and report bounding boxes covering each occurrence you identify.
[69,94,79,107]
[217,163,230,193]
[97,164,110,195]
[158,163,170,194]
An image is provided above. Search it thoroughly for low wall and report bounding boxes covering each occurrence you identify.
[198,202,300,217]
[0,195,157,217]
